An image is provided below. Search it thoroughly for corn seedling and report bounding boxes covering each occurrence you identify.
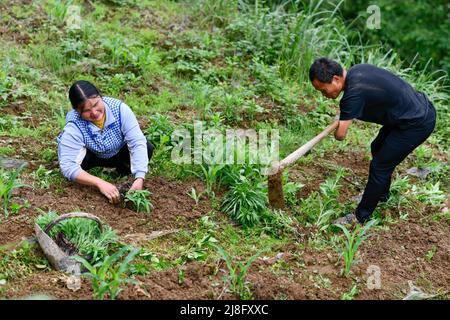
[74,246,140,300]
[191,164,224,198]
[187,187,203,205]
[0,166,27,218]
[124,190,153,213]
[336,219,377,277]
[215,245,265,300]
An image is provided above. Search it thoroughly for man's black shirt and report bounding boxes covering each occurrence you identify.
[339,64,431,128]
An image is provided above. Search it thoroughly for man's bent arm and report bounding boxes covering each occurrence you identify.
[335,120,352,140]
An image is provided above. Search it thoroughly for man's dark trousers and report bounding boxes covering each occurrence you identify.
[355,103,436,223]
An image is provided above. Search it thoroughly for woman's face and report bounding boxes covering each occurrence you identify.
[77,96,105,122]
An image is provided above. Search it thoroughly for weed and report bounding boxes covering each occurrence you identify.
[32,165,55,189]
[0,241,49,281]
[336,219,377,277]
[425,245,437,261]
[0,146,14,156]
[184,233,218,262]
[411,182,446,206]
[74,246,140,300]
[414,145,433,169]
[260,209,296,238]
[124,190,153,213]
[0,166,27,218]
[221,176,267,227]
[341,283,359,300]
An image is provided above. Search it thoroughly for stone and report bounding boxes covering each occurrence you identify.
[0,156,29,170]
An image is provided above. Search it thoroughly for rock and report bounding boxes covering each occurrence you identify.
[406,167,432,179]
[0,156,29,170]
[66,275,81,292]
[428,236,438,243]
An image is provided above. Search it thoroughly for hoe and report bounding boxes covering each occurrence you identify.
[268,120,339,208]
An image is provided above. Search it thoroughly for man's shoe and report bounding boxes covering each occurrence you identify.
[333,213,358,226]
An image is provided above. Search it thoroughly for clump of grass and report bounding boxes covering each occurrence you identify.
[35,210,118,263]
[124,189,153,213]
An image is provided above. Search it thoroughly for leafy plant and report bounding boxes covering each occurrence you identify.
[74,246,140,300]
[221,176,267,227]
[411,182,446,206]
[184,233,218,262]
[341,283,359,300]
[260,209,296,238]
[336,219,377,277]
[32,165,55,189]
[124,190,153,213]
[145,113,174,147]
[299,168,346,230]
[0,166,27,218]
[425,245,437,261]
[414,145,433,169]
[215,245,265,300]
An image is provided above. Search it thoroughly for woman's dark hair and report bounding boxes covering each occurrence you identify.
[309,57,343,83]
[68,80,101,110]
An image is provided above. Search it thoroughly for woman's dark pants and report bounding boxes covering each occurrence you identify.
[81,141,154,176]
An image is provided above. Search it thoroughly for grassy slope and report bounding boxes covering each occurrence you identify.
[0,0,449,300]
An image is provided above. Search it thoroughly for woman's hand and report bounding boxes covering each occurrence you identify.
[130,177,144,191]
[97,180,121,204]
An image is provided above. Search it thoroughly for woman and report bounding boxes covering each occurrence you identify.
[58,80,153,204]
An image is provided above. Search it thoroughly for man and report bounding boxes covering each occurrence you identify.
[309,57,436,224]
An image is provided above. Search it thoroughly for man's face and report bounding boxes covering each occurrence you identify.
[78,96,105,122]
[312,75,343,99]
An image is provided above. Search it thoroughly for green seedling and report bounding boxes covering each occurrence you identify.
[74,246,140,300]
[191,164,224,198]
[124,190,153,213]
[0,166,27,218]
[336,219,377,277]
[341,283,359,300]
[425,246,437,261]
[215,245,265,300]
[187,187,203,205]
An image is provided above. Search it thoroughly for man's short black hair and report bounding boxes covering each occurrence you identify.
[309,57,343,83]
